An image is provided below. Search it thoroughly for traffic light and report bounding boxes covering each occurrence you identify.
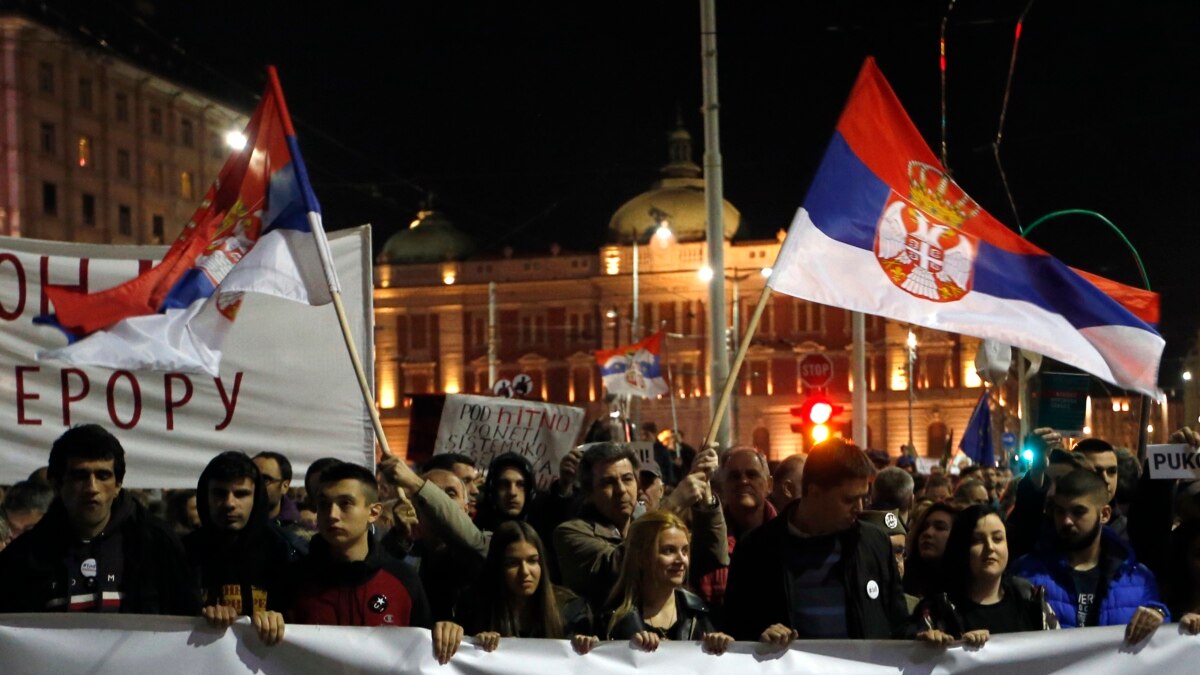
[790,394,845,449]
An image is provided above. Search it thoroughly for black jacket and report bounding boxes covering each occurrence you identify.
[603,588,715,641]
[721,502,908,640]
[183,463,299,613]
[0,492,200,616]
[911,575,1059,637]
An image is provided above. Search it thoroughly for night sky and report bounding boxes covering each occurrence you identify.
[23,1,1200,373]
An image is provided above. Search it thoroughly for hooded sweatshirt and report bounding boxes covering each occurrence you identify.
[474,452,538,533]
[183,464,298,614]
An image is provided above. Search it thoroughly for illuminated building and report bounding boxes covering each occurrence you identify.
[0,15,246,243]
[374,124,993,459]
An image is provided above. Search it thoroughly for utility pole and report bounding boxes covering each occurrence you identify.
[700,0,730,450]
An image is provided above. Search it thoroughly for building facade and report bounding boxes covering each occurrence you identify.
[0,15,246,244]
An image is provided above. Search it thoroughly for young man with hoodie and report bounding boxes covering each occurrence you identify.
[184,451,296,646]
[0,424,199,615]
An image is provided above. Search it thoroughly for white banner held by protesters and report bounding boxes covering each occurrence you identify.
[434,393,585,488]
[2,615,1200,675]
[0,228,375,487]
[1147,444,1200,479]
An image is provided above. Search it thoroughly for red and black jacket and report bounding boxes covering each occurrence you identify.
[288,534,432,628]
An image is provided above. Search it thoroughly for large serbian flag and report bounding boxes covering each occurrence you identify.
[767,58,1164,398]
[595,331,671,399]
[37,67,338,376]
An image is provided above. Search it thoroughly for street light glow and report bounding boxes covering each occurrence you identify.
[906,330,917,349]
[1185,371,1193,381]
[760,267,772,278]
[224,130,248,150]
[697,265,714,282]
[654,221,672,243]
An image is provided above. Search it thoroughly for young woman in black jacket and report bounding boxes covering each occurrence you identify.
[601,511,733,653]
[914,504,1058,647]
[458,520,598,653]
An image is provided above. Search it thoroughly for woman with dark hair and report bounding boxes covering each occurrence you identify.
[915,504,1057,647]
[1164,518,1200,634]
[474,453,538,533]
[459,521,598,653]
[601,511,733,653]
[904,502,960,598]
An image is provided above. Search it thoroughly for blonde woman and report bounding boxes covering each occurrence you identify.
[601,511,734,653]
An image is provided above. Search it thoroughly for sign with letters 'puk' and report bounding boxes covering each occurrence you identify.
[434,393,585,489]
[1147,444,1200,480]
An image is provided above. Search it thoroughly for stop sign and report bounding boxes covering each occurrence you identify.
[798,353,834,388]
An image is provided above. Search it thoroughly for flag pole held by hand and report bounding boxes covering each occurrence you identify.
[703,285,772,452]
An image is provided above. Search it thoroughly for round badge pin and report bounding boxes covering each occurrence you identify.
[866,580,879,599]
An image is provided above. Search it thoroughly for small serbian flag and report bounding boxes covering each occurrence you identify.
[767,58,1164,398]
[595,331,670,399]
[37,67,338,376]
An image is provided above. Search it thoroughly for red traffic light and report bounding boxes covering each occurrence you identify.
[791,395,843,425]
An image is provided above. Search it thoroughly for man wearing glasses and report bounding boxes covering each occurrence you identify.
[254,451,310,553]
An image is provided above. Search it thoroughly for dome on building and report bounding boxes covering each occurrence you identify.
[377,209,476,265]
[608,123,740,243]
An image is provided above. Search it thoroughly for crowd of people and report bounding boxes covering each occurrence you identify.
[3,420,1200,665]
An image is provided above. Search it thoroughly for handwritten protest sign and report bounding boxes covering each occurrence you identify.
[434,393,585,488]
[1147,444,1200,479]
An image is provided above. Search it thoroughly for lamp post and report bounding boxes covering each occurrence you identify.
[631,213,673,343]
[906,329,918,451]
[699,264,772,446]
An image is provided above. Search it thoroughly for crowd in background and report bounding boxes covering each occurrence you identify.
[3,418,1200,665]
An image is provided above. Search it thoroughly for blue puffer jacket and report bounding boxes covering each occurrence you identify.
[1011,527,1169,628]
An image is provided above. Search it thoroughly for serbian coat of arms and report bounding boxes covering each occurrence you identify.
[874,162,980,302]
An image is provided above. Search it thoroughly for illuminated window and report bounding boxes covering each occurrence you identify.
[603,247,621,275]
[962,364,982,388]
[180,171,193,200]
[77,135,92,168]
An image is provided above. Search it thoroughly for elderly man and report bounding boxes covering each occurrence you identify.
[697,447,777,607]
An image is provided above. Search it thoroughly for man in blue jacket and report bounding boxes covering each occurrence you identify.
[1012,469,1167,643]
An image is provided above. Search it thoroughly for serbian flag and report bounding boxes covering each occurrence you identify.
[595,331,670,399]
[767,58,1164,398]
[37,67,338,376]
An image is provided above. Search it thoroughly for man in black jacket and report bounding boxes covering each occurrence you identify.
[723,438,908,644]
[184,451,296,645]
[0,424,199,615]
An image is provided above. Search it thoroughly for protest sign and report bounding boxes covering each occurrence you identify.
[0,228,375,487]
[434,393,585,487]
[2,615,1198,675]
[1034,372,1090,435]
[1147,444,1200,479]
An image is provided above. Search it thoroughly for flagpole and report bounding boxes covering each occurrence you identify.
[702,284,771,452]
[267,66,394,458]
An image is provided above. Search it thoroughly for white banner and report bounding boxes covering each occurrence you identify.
[0,228,375,487]
[434,393,585,488]
[1147,443,1200,479]
[2,615,1199,674]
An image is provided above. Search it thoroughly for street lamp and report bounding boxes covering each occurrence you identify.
[906,329,918,451]
[632,212,673,343]
[224,130,247,151]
